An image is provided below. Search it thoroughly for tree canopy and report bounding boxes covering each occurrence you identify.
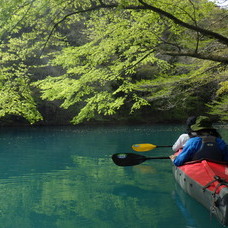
[0,0,227,124]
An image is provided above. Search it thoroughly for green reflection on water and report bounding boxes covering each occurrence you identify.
[0,125,226,228]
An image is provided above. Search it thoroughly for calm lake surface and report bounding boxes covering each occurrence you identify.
[0,124,227,228]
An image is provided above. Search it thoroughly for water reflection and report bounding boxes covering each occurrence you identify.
[133,164,157,175]
[0,156,173,227]
[0,125,226,227]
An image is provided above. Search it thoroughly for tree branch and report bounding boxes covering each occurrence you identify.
[41,0,228,64]
[40,4,117,55]
[163,51,228,64]
[138,0,228,45]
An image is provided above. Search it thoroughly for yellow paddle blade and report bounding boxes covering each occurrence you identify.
[132,143,157,152]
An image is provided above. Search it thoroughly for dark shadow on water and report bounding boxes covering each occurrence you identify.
[174,183,225,228]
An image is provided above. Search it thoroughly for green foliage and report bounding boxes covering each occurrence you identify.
[0,0,75,123]
[33,5,169,123]
[208,95,228,121]
[208,69,228,121]
[217,80,228,96]
[0,0,227,124]
[0,67,42,124]
[134,59,227,118]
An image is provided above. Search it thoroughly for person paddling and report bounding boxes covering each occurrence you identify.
[171,116,228,166]
[172,116,197,152]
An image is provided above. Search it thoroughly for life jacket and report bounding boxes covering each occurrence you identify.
[192,136,223,161]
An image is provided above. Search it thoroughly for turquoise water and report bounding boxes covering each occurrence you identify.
[0,124,227,228]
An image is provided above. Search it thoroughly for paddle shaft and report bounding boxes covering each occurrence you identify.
[145,156,170,160]
[112,153,171,166]
[156,146,172,148]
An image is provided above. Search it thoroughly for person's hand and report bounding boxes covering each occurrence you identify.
[169,155,177,161]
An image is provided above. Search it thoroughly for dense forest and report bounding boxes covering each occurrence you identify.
[0,0,227,125]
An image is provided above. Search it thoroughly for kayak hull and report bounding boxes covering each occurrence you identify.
[173,160,228,226]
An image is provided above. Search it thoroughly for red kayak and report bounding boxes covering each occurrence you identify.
[112,151,228,225]
[173,156,228,226]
